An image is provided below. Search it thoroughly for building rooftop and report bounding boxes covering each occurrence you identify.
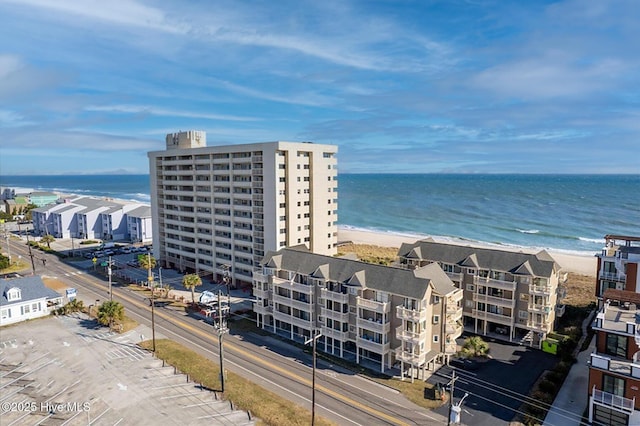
[261,245,458,300]
[0,276,62,307]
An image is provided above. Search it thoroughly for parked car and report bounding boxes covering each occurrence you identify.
[449,358,480,371]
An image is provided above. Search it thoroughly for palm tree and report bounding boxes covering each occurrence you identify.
[97,300,125,328]
[182,273,203,305]
[461,336,490,358]
[40,234,55,249]
[138,253,157,288]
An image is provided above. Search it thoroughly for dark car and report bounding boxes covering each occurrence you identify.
[449,358,480,371]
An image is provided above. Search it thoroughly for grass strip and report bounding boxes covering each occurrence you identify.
[139,339,336,426]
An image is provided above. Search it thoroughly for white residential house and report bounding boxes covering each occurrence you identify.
[0,276,63,326]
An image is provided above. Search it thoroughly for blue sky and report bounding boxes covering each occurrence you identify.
[0,0,639,175]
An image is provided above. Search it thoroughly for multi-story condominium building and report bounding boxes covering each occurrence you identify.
[588,289,640,426]
[396,239,567,347]
[32,197,151,242]
[126,205,153,243]
[253,246,464,379]
[148,131,338,288]
[595,235,640,304]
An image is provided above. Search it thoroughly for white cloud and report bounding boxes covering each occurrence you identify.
[84,105,261,122]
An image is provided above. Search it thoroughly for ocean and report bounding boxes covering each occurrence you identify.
[1,174,638,255]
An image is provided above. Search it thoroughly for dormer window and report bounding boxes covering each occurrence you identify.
[6,287,21,302]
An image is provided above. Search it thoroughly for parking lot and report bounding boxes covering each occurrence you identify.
[0,315,255,425]
[428,335,557,425]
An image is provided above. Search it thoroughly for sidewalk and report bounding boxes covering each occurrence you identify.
[543,311,596,426]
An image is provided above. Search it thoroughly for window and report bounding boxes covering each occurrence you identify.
[466,284,475,292]
[433,295,440,304]
[433,315,440,324]
[520,293,529,302]
[603,374,625,396]
[0,308,10,319]
[21,304,31,315]
[433,335,439,343]
[518,310,528,319]
[467,269,476,275]
[606,334,628,358]
[465,300,473,308]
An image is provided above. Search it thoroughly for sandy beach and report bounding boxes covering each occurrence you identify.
[338,227,598,277]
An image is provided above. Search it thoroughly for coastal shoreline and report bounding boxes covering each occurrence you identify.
[337,226,598,277]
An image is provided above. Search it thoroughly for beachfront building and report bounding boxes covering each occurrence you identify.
[588,289,640,426]
[595,235,640,306]
[253,246,464,377]
[126,205,153,243]
[0,276,63,326]
[32,196,152,242]
[396,239,567,347]
[148,130,338,288]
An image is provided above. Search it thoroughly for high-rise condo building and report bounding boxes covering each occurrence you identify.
[148,131,338,287]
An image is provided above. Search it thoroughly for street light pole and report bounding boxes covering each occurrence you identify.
[108,255,113,301]
[215,289,229,393]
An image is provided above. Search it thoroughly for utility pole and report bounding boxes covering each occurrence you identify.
[107,256,113,301]
[447,371,458,426]
[25,229,36,275]
[215,289,229,393]
[147,252,156,352]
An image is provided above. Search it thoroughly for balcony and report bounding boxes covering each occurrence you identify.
[359,318,391,334]
[528,304,552,314]
[526,320,550,331]
[320,288,349,304]
[272,310,312,329]
[253,303,273,315]
[253,287,271,299]
[557,286,567,300]
[445,343,457,354]
[599,271,626,282]
[529,285,553,296]
[446,322,463,336]
[395,350,426,365]
[357,297,390,314]
[474,276,517,291]
[556,304,566,317]
[471,309,513,326]
[591,386,635,414]
[472,293,516,309]
[447,309,463,323]
[448,290,464,303]
[272,293,312,312]
[252,270,267,282]
[272,276,314,295]
[321,327,349,341]
[396,327,427,345]
[357,336,390,354]
[445,271,463,283]
[590,353,640,379]
[320,307,349,323]
[396,306,428,322]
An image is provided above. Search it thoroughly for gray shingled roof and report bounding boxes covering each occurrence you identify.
[0,276,62,307]
[261,246,457,299]
[127,205,151,217]
[397,240,559,277]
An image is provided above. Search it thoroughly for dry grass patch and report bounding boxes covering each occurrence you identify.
[139,339,336,426]
[336,243,398,265]
[369,376,446,409]
[563,273,596,308]
[120,315,138,333]
[42,277,70,291]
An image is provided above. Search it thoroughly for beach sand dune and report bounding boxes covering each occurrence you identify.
[338,227,597,277]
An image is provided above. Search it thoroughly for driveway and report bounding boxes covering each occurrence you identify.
[427,335,557,425]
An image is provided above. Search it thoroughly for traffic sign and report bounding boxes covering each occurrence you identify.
[92,257,97,263]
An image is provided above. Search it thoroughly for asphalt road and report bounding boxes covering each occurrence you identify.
[5,235,447,426]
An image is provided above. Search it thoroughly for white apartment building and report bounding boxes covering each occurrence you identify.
[148,131,338,288]
[253,246,464,378]
[396,239,567,347]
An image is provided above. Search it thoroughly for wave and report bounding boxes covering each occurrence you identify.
[578,236,605,245]
[517,229,540,234]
